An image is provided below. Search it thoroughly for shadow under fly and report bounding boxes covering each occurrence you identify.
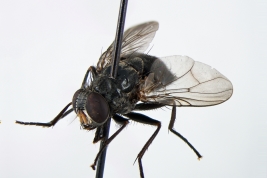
[16,21,233,178]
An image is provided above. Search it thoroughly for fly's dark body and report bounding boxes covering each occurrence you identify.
[16,21,233,178]
[90,54,157,115]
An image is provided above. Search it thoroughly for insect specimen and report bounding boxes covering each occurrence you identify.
[16,21,233,178]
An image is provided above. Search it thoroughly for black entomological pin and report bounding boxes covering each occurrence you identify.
[16,11,233,178]
[96,0,128,177]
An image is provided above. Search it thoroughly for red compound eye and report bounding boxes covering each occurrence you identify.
[86,92,109,125]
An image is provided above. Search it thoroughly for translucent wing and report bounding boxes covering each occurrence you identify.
[140,56,233,106]
[96,21,159,72]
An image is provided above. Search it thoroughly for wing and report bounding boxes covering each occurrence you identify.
[96,21,159,72]
[140,56,233,106]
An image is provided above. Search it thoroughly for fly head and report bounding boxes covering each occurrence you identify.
[72,89,110,130]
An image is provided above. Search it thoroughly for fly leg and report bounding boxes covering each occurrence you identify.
[15,102,72,127]
[93,125,106,144]
[134,103,165,111]
[123,112,161,178]
[91,114,129,170]
[60,108,74,118]
[169,105,202,159]
[92,112,127,144]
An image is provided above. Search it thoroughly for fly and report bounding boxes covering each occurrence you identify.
[16,21,233,178]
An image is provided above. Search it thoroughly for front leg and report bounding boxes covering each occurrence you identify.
[93,125,106,144]
[15,102,72,127]
[123,112,161,178]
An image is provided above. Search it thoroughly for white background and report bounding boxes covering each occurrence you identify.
[0,0,266,178]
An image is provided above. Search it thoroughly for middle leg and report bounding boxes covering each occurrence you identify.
[123,112,161,178]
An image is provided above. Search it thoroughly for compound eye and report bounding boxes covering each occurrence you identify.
[86,92,109,125]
